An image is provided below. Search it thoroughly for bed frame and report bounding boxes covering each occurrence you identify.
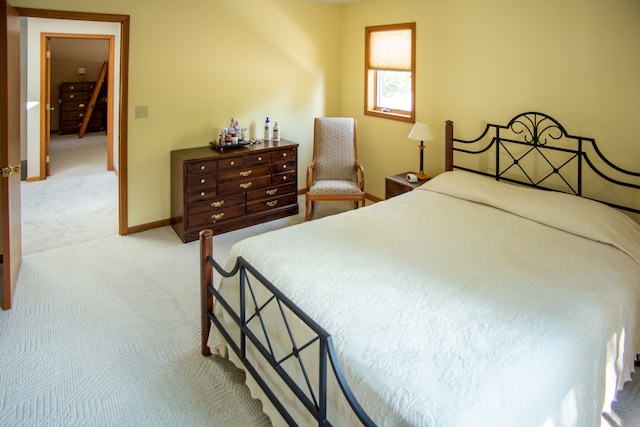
[445,111,640,215]
[200,111,640,426]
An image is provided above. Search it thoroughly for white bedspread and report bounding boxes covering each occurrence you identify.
[211,171,640,427]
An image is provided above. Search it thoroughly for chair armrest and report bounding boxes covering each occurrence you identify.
[355,162,365,190]
[306,161,316,191]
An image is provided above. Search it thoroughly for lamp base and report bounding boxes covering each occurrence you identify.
[416,171,430,181]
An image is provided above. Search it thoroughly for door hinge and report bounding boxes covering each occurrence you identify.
[2,165,21,178]
[46,50,51,58]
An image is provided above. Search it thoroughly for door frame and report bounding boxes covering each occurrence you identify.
[16,7,130,236]
[41,33,116,177]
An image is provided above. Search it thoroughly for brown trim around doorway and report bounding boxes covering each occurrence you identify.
[40,33,116,177]
[15,7,130,236]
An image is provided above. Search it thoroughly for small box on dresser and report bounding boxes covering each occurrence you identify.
[171,140,299,243]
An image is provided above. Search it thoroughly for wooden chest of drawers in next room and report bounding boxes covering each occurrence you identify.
[171,140,299,243]
[58,82,105,134]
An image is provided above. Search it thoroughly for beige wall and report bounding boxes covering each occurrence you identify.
[13,0,640,226]
[340,0,640,203]
[14,0,342,227]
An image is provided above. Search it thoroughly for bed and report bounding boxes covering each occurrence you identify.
[199,112,640,426]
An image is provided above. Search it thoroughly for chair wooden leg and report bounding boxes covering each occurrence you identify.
[305,200,314,221]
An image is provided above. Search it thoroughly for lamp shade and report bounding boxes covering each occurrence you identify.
[408,121,433,142]
[76,67,87,75]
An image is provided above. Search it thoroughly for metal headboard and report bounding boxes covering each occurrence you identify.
[445,112,640,215]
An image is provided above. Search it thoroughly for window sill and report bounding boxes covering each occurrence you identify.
[365,109,414,123]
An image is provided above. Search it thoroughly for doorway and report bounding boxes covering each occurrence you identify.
[16,7,130,237]
[0,7,129,308]
[45,35,113,178]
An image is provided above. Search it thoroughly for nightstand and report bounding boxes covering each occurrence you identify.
[385,172,428,199]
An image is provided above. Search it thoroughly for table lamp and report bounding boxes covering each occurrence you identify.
[407,121,434,180]
[77,67,87,82]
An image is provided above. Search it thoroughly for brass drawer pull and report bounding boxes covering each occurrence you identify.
[282,164,287,169]
[200,191,206,196]
[200,165,206,170]
[266,200,278,207]
[211,213,225,221]
[282,176,288,181]
[200,178,206,184]
[240,182,253,189]
[258,156,262,161]
[230,161,236,166]
[282,153,287,157]
[240,170,252,177]
[266,189,278,196]
[212,200,224,207]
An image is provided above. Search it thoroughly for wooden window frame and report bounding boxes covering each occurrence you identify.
[364,22,416,123]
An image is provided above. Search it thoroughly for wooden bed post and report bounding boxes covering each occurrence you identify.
[445,120,454,172]
[200,229,214,356]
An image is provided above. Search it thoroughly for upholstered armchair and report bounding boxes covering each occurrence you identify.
[305,117,365,221]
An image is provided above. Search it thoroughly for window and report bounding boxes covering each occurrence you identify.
[365,22,415,123]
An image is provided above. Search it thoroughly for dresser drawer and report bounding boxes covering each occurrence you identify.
[219,156,245,170]
[60,82,82,92]
[186,179,217,203]
[219,165,271,183]
[273,148,297,162]
[187,160,218,176]
[247,193,298,215]
[60,91,91,102]
[59,101,89,112]
[273,159,295,174]
[187,204,245,228]
[218,175,271,195]
[247,152,272,166]
[59,121,82,134]
[187,174,217,190]
[60,111,88,121]
[273,171,296,186]
[59,82,95,92]
[189,193,244,215]
[247,182,296,202]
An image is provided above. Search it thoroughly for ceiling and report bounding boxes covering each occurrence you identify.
[307,0,359,3]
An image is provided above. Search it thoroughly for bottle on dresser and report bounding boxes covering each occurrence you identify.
[272,122,280,141]
[264,117,271,141]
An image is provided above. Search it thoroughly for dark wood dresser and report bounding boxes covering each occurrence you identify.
[171,140,299,242]
[58,82,105,134]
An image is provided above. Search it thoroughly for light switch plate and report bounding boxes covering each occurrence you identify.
[135,106,149,119]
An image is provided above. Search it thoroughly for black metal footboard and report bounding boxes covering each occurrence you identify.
[199,229,375,427]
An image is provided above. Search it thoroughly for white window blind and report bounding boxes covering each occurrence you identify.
[368,29,412,71]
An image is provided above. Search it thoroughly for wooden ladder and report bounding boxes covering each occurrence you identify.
[78,61,107,138]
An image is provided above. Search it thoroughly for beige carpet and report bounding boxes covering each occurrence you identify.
[3,134,638,426]
[21,132,117,255]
